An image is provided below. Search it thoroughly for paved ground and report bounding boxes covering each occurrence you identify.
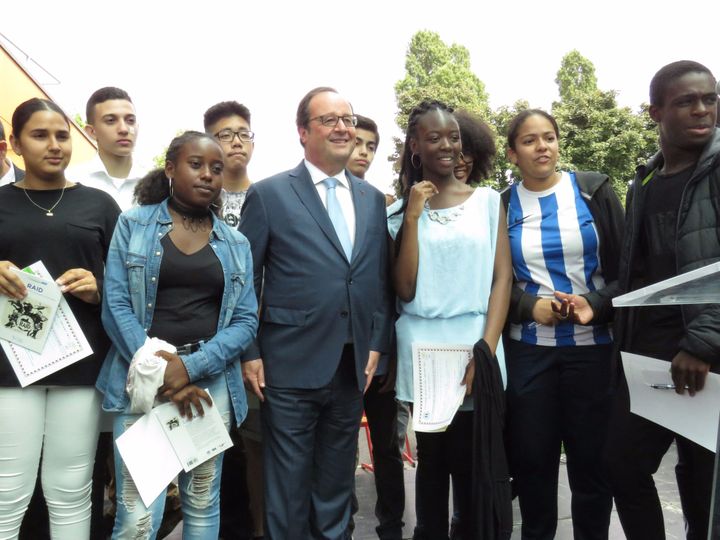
[166,430,688,539]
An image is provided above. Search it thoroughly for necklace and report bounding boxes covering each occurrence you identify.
[168,197,212,233]
[424,200,465,225]
[22,183,67,216]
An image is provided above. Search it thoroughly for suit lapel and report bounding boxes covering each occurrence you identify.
[289,163,348,262]
[349,173,369,264]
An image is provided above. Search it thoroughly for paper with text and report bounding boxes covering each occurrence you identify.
[622,352,720,452]
[412,343,472,433]
[1,261,92,386]
[153,395,232,472]
[116,390,233,506]
[0,268,61,353]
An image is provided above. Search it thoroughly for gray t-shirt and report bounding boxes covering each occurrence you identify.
[221,189,247,229]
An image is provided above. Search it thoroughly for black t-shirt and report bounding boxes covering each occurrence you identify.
[148,235,223,346]
[631,167,693,359]
[0,183,120,386]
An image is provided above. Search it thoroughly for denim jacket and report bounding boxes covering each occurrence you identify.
[96,200,258,426]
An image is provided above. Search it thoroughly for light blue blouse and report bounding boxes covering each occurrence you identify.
[387,187,506,405]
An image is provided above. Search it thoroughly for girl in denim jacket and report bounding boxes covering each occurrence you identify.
[97,131,258,539]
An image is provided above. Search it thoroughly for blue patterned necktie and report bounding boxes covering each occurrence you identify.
[323,177,353,260]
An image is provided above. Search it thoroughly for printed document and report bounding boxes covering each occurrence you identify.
[412,342,472,433]
[622,352,720,452]
[0,261,92,386]
[0,268,61,353]
[116,390,233,506]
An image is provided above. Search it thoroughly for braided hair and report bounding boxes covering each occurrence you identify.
[394,100,455,218]
[134,130,222,216]
[392,100,455,252]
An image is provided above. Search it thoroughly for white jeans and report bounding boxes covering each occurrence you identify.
[0,386,101,540]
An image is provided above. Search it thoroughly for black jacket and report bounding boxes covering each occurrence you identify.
[501,171,625,326]
[616,128,720,366]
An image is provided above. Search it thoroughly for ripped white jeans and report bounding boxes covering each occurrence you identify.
[110,373,232,540]
[0,386,102,540]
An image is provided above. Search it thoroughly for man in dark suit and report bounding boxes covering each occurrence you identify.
[240,87,391,539]
[0,122,24,185]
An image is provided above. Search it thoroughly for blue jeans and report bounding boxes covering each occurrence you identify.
[111,373,232,540]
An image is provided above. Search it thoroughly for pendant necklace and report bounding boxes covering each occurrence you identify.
[424,199,465,225]
[22,182,67,217]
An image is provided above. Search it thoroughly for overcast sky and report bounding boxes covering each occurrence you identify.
[4,0,719,193]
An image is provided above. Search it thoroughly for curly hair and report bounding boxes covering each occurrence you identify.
[134,131,222,215]
[454,110,496,183]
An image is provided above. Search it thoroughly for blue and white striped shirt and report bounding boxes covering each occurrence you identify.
[507,172,611,347]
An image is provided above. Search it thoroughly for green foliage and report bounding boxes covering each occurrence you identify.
[551,51,657,201]
[489,100,530,189]
[393,31,494,192]
[555,50,598,101]
[395,30,491,130]
[392,36,658,200]
[73,113,86,129]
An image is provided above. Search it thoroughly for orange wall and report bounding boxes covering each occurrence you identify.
[1,45,96,169]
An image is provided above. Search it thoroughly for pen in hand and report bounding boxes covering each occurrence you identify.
[649,383,689,390]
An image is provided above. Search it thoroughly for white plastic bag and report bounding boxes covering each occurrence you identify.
[126,337,175,414]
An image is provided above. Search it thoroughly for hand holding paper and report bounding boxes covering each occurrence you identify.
[671,350,710,396]
[0,261,26,299]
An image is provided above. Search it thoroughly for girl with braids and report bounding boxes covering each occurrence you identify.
[387,100,512,539]
[97,131,258,539]
[0,98,120,539]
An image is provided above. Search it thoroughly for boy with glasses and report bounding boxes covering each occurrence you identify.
[204,101,255,228]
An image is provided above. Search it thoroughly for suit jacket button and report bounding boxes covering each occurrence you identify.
[340,310,349,318]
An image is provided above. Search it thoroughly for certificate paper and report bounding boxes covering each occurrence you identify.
[116,391,233,507]
[0,261,92,386]
[0,268,61,353]
[412,343,472,433]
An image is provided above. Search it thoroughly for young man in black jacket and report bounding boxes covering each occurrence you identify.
[606,60,719,540]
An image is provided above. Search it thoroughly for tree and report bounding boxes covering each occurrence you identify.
[489,99,530,188]
[555,50,598,101]
[391,31,494,192]
[395,30,491,130]
[551,50,657,201]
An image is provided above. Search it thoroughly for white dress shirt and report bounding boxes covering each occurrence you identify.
[66,154,146,211]
[0,159,17,187]
[304,159,356,248]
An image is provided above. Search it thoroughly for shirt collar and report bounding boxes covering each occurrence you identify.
[0,159,16,185]
[304,159,350,190]
[86,153,145,182]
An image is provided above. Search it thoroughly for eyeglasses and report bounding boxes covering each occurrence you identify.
[215,129,255,143]
[309,114,358,128]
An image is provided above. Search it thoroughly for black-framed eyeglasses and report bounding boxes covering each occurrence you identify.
[215,129,255,143]
[309,114,358,128]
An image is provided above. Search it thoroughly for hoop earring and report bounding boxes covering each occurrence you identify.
[168,177,174,197]
[458,151,465,163]
[411,153,421,170]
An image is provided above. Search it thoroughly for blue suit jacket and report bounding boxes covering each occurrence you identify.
[239,161,391,391]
